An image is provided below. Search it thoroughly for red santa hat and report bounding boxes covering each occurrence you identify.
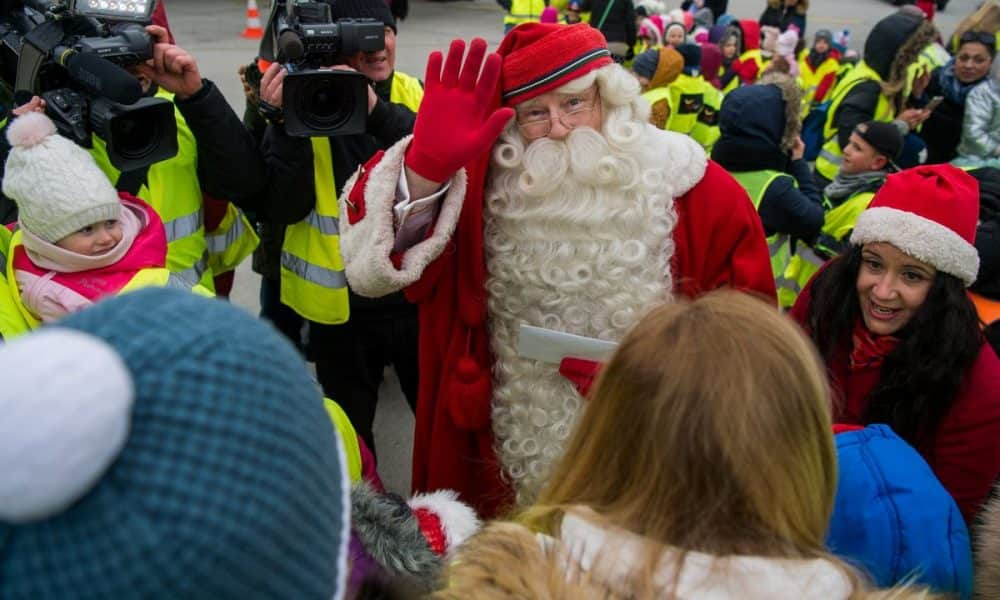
[497,23,613,106]
[850,165,980,286]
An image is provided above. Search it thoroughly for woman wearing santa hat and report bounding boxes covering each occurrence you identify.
[790,164,1000,525]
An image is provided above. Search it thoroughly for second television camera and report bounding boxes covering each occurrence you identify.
[259,0,385,137]
[0,0,177,171]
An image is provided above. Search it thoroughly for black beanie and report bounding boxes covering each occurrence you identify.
[855,120,903,162]
[632,49,659,80]
[677,43,702,74]
[325,0,396,33]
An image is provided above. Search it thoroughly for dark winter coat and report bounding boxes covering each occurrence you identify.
[713,76,824,238]
[827,12,936,150]
[585,0,637,49]
[759,0,807,35]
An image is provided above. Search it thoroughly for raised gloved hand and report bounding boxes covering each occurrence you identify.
[404,38,514,184]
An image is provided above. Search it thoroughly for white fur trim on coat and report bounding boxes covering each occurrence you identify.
[338,135,468,298]
[407,489,482,557]
[850,207,979,286]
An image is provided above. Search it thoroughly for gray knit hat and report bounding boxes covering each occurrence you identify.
[3,112,120,243]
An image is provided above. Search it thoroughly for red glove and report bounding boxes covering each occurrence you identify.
[405,38,514,183]
[559,357,603,397]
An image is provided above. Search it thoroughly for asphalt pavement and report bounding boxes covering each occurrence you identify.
[169,0,980,494]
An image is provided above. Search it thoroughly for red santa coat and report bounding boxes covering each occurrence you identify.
[341,134,776,517]
[791,282,1000,524]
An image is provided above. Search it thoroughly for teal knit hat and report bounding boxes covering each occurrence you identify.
[0,289,350,599]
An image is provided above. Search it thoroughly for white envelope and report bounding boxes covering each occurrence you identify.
[517,323,619,365]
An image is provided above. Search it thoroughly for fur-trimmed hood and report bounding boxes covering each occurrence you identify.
[712,73,802,171]
[975,484,1000,599]
[864,11,938,96]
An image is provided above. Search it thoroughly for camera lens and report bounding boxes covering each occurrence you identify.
[296,73,355,131]
[110,113,159,160]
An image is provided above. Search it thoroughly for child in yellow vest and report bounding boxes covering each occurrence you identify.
[2,112,186,325]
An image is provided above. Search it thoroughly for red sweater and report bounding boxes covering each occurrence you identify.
[392,160,776,517]
[791,284,1000,523]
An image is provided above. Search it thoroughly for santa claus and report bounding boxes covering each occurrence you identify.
[339,24,776,517]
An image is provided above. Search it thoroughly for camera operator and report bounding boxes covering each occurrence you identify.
[256,0,423,455]
[2,21,267,292]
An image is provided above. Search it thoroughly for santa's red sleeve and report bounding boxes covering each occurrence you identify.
[671,160,777,303]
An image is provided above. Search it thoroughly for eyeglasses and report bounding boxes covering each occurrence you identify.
[515,89,601,140]
[959,30,997,51]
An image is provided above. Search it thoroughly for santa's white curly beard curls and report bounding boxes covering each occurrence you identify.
[483,65,677,505]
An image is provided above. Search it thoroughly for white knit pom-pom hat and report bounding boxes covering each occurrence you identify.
[2,111,120,243]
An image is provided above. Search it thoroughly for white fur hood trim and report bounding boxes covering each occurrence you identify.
[407,489,482,557]
[644,126,709,200]
[538,510,853,599]
[338,135,468,298]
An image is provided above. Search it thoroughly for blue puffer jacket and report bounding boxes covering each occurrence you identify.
[828,425,973,598]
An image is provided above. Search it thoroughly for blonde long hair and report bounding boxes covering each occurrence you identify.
[519,290,837,558]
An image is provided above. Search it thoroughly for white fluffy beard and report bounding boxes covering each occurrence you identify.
[484,124,678,505]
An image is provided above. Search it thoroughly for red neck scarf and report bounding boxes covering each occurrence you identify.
[849,319,900,372]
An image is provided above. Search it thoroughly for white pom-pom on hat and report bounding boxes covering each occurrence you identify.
[6,111,57,149]
[0,329,134,523]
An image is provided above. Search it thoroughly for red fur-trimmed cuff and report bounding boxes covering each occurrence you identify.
[338,136,467,298]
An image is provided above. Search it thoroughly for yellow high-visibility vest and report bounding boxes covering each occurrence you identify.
[205,203,260,276]
[778,191,875,308]
[6,229,211,330]
[815,61,894,181]
[280,71,424,325]
[730,170,795,283]
[504,0,545,26]
[0,226,29,340]
[91,89,214,292]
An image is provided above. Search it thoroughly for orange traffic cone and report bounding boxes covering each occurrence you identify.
[241,0,264,39]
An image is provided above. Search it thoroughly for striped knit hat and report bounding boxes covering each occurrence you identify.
[497,23,613,106]
[851,165,980,286]
[0,288,351,598]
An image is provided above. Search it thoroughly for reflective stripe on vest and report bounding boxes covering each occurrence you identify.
[730,170,794,280]
[798,53,840,110]
[90,88,214,293]
[280,72,423,324]
[504,0,545,24]
[205,203,260,275]
[815,61,893,181]
[777,191,876,308]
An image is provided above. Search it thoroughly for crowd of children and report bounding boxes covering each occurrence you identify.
[2,0,1000,598]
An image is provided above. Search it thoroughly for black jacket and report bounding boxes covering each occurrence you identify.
[713,83,823,239]
[260,73,417,316]
[758,5,806,35]
[585,0,637,48]
[970,167,1000,300]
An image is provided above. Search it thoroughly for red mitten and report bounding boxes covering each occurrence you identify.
[404,38,514,183]
[736,59,759,84]
[559,357,603,397]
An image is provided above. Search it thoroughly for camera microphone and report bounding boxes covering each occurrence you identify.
[55,48,143,106]
[277,30,305,63]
